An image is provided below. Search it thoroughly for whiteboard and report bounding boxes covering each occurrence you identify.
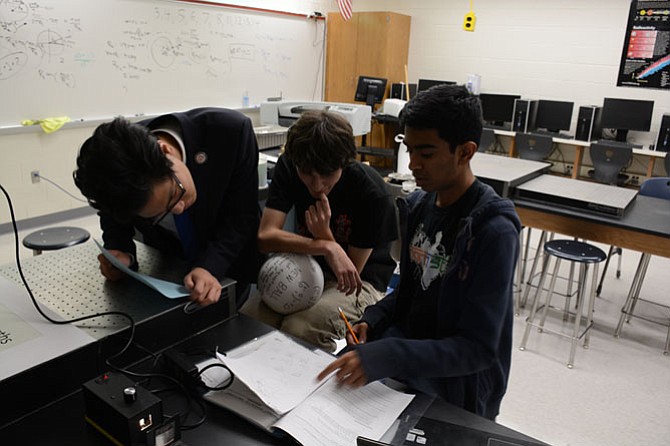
[0,0,325,126]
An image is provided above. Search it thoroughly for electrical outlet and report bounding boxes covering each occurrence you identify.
[31,170,40,183]
[565,164,573,176]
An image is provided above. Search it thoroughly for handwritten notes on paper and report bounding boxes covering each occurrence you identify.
[218,331,332,415]
[206,331,415,446]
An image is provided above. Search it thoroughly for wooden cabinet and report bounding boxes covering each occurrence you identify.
[325,11,411,168]
[325,11,411,104]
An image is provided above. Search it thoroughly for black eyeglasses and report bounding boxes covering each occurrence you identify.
[151,173,185,226]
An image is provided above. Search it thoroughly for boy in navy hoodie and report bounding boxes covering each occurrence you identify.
[318,85,521,421]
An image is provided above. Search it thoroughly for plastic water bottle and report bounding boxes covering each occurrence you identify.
[466,74,481,95]
[242,91,249,107]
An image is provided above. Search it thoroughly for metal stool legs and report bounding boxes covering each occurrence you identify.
[514,237,527,316]
[519,240,605,368]
[614,253,670,355]
[596,245,622,296]
[519,230,548,310]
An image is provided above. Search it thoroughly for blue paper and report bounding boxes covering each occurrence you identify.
[93,239,189,299]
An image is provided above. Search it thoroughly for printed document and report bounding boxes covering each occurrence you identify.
[203,331,414,446]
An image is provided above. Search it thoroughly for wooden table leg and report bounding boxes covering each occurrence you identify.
[573,145,584,179]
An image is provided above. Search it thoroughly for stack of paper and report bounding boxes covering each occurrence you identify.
[203,331,414,446]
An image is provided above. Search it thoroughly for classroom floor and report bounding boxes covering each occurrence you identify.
[1,215,669,446]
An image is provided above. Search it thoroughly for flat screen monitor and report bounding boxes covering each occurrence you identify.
[354,76,388,108]
[478,93,521,128]
[534,100,574,134]
[601,97,654,142]
[416,78,457,92]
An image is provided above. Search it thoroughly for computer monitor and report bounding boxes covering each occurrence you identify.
[534,100,574,134]
[354,76,388,108]
[600,97,654,143]
[478,93,521,129]
[416,78,456,92]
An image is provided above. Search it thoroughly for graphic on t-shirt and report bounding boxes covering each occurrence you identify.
[409,223,451,290]
[332,214,352,243]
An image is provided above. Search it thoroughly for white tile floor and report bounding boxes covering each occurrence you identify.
[1,216,669,446]
[500,230,670,446]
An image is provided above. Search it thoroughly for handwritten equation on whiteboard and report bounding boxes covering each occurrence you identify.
[0,0,299,89]
[0,1,81,86]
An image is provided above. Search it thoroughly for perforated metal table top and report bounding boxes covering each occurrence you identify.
[0,241,190,339]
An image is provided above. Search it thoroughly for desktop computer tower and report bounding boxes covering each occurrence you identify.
[390,83,417,101]
[575,106,602,142]
[512,99,538,133]
[390,83,405,99]
[655,114,670,152]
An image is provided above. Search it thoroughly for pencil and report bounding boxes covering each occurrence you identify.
[338,306,359,344]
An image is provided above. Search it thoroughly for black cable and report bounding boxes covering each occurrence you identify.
[196,362,235,391]
[1,183,218,432]
[0,183,137,361]
[2,183,153,405]
[125,366,208,430]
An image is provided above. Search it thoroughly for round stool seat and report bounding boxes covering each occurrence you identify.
[544,239,607,264]
[22,226,90,252]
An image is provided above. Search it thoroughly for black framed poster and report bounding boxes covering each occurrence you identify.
[617,0,670,89]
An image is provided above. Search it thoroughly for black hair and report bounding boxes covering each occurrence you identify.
[399,84,483,152]
[73,117,173,223]
[283,110,356,175]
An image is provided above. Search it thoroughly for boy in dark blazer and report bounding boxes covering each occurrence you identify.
[74,107,261,307]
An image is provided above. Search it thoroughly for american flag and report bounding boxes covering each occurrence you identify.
[337,0,353,21]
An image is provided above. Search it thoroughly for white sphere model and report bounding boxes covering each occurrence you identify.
[258,253,324,315]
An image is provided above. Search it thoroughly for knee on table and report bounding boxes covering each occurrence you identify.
[280,311,342,352]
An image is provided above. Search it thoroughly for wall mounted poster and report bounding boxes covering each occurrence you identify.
[617,0,670,89]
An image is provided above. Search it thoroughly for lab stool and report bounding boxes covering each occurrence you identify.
[519,239,607,368]
[614,253,670,355]
[517,230,578,316]
[22,226,91,255]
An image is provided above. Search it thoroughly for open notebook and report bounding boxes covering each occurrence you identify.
[201,331,414,446]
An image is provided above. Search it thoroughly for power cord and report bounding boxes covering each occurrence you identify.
[1,182,225,432]
[196,362,235,392]
[0,182,136,360]
[32,172,88,203]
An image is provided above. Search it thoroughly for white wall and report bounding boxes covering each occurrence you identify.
[0,0,333,227]
[354,0,668,147]
[2,0,668,226]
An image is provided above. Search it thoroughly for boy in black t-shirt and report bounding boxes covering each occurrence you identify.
[241,110,397,352]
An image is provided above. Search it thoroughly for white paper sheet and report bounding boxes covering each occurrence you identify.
[94,239,188,299]
[208,330,415,446]
[204,377,281,432]
[217,331,332,415]
[274,379,415,446]
[0,277,94,380]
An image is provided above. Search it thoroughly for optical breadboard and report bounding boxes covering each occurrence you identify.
[0,242,188,339]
